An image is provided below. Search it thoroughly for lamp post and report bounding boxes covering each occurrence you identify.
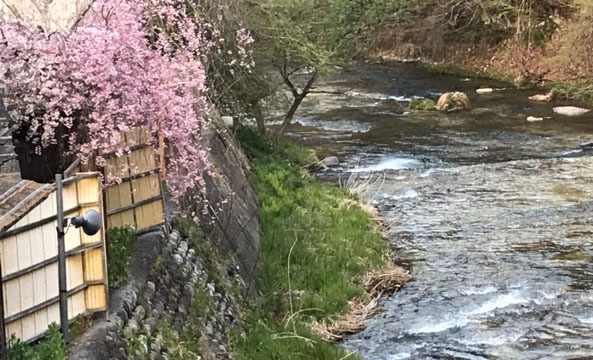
[55,174,69,344]
[55,174,102,344]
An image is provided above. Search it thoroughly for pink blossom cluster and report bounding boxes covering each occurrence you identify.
[0,0,252,203]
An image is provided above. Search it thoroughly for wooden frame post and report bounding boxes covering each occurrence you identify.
[0,259,6,360]
[55,174,69,344]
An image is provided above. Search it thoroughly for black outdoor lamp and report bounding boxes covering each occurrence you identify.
[69,209,102,236]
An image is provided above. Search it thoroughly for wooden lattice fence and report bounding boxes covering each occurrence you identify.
[0,173,108,343]
[103,128,165,233]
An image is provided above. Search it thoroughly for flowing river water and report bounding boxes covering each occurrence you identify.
[284,63,593,359]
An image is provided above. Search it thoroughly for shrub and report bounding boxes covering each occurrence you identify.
[7,323,66,360]
[107,226,136,288]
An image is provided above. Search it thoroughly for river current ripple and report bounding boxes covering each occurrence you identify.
[284,63,593,359]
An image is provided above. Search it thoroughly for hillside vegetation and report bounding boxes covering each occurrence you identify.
[361,0,593,102]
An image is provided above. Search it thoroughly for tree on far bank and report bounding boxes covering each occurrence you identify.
[247,0,354,137]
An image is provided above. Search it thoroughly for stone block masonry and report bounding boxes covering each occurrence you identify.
[69,227,244,360]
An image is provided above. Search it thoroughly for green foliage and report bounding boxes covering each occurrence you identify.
[8,323,66,360]
[155,288,214,359]
[7,335,33,360]
[69,315,92,341]
[409,98,436,110]
[174,217,227,290]
[546,81,593,106]
[236,318,350,360]
[107,226,136,288]
[331,0,412,51]
[238,126,317,166]
[235,128,386,359]
[248,0,347,75]
[34,324,66,360]
[425,63,514,83]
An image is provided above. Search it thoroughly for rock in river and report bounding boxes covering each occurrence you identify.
[476,88,494,94]
[436,92,470,112]
[527,116,544,122]
[321,156,340,167]
[529,92,553,102]
[553,106,591,116]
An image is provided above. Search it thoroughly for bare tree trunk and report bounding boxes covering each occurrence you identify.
[251,99,266,135]
[275,93,306,138]
[274,67,317,139]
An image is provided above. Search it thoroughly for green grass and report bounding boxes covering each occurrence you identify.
[546,81,593,107]
[425,63,514,83]
[234,128,388,360]
[107,226,136,288]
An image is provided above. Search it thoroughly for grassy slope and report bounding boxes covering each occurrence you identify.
[234,129,388,360]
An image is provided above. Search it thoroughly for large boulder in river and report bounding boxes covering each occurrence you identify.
[436,92,470,112]
[553,106,591,117]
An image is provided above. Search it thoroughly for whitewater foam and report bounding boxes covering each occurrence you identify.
[469,291,528,315]
[352,158,420,172]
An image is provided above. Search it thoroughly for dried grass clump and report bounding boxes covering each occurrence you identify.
[362,265,410,296]
[313,263,410,343]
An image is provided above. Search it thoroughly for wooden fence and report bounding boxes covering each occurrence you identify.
[103,128,165,233]
[0,173,107,343]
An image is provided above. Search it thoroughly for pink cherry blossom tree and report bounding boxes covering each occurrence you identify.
[0,0,253,205]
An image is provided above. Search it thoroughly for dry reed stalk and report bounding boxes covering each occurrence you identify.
[312,263,410,342]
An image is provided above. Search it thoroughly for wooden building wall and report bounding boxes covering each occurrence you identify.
[0,173,107,342]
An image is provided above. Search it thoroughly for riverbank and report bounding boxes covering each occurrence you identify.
[368,51,593,107]
[285,62,593,359]
[360,1,593,107]
[234,129,408,359]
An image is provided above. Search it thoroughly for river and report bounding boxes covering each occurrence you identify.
[285,63,593,359]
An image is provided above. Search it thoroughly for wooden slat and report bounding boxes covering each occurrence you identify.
[84,284,106,310]
[5,277,20,317]
[125,128,151,147]
[107,209,135,229]
[16,231,32,270]
[76,176,99,205]
[2,235,18,275]
[44,262,59,302]
[129,146,155,175]
[19,273,34,314]
[131,174,160,202]
[32,266,48,307]
[135,200,164,231]
[21,312,36,341]
[66,254,84,291]
[104,154,129,179]
[33,307,48,341]
[62,182,78,212]
[64,210,81,252]
[68,291,86,320]
[6,319,22,339]
[82,248,103,282]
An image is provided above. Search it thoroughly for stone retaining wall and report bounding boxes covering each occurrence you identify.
[69,227,244,360]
